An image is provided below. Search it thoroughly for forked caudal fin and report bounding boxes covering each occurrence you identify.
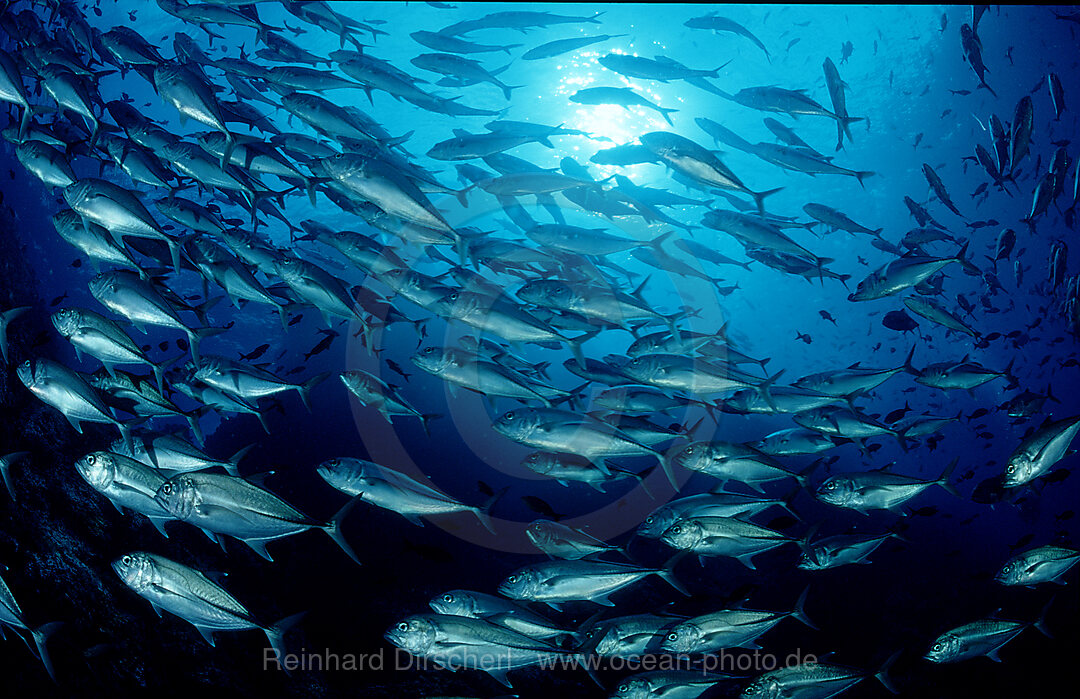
[323,496,362,565]
[262,612,307,674]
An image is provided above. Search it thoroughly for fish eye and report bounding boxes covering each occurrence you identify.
[618,685,628,693]
[684,447,694,455]
[933,643,941,651]
[87,454,96,465]
[671,526,681,534]
[505,412,515,421]
[442,594,453,603]
[397,622,408,631]
[162,483,172,494]
[423,347,435,354]
[449,292,459,301]
[508,575,518,583]
[121,555,131,566]
[667,632,678,641]
[1006,465,1015,473]
[644,516,654,524]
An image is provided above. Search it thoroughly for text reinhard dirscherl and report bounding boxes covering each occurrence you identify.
[263,647,820,674]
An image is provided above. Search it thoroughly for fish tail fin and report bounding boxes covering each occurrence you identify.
[937,457,960,497]
[17,104,32,143]
[792,585,818,629]
[901,344,919,376]
[751,186,784,215]
[656,552,691,596]
[502,43,524,55]
[185,411,205,447]
[875,650,902,694]
[255,409,271,434]
[1034,596,1055,638]
[30,622,62,683]
[657,449,679,491]
[186,326,225,366]
[569,328,601,366]
[324,496,362,565]
[226,443,256,477]
[501,84,526,101]
[419,413,442,437]
[0,451,28,500]
[203,25,227,48]
[660,107,678,126]
[613,466,653,500]
[473,485,508,534]
[756,368,786,413]
[1046,383,1060,404]
[217,130,237,171]
[298,372,330,412]
[855,171,876,188]
[263,612,306,671]
[0,305,28,363]
[840,115,862,141]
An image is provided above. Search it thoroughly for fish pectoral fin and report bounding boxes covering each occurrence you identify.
[985,648,1003,663]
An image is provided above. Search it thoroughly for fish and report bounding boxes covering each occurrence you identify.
[239,344,270,362]
[112,552,302,661]
[385,613,575,688]
[498,558,687,610]
[1048,73,1065,120]
[1003,415,1080,487]
[154,471,359,563]
[922,163,965,218]
[597,53,724,82]
[925,610,1051,663]
[661,515,795,569]
[742,657,897,698]
[903,296,978,337]
[17,358,137,449]
[525,519,622,560]
[195,354,327,411]
[849,246,966,301]
[569,87,678,126]
[1008,96,1034,176]
[318,457,495,532]
[522,34,625,60]
[684,13,770,59]
[429,590,571,641]
[662,589,814,652]
[816,460,958,514]
[0,569,61,681]
[341,369,439,434]
[73,451,174,535]
[799,531,901,570]
[959,23,996,96]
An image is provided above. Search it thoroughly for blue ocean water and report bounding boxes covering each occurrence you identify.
[0,2,1077,697]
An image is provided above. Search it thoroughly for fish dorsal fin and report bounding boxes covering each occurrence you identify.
[847,361,862,369]
[452,129,471,138]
